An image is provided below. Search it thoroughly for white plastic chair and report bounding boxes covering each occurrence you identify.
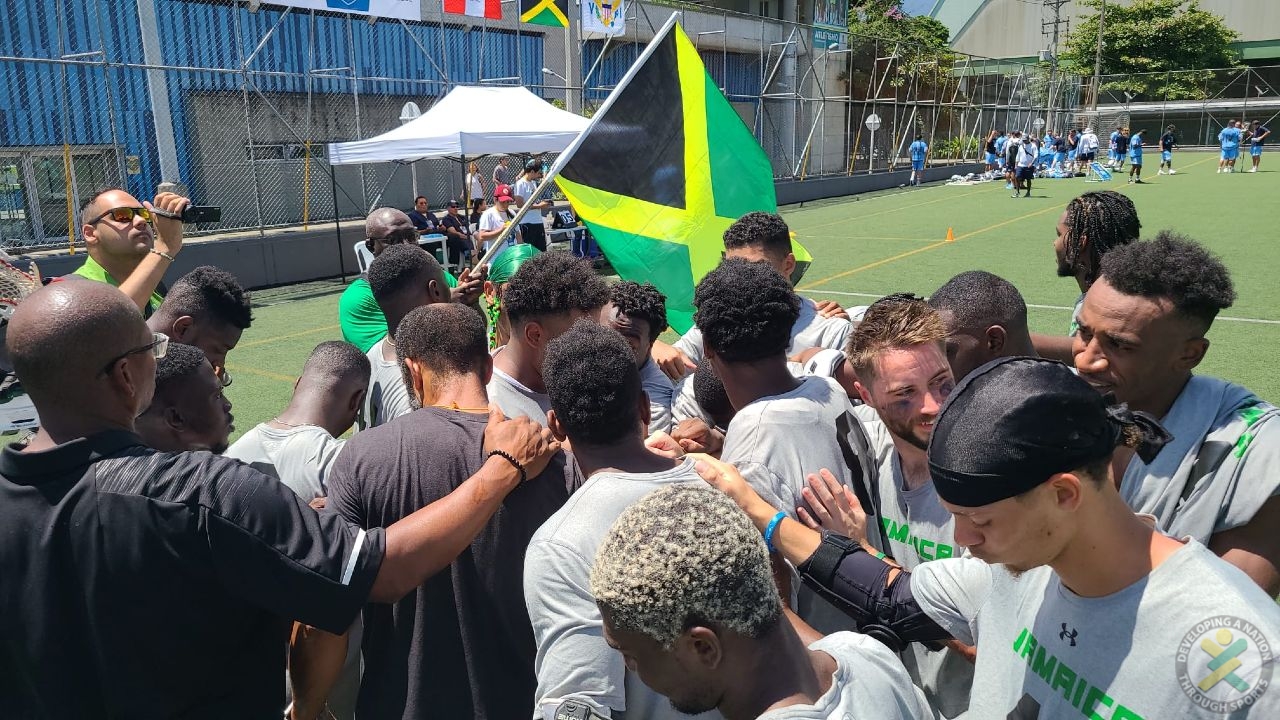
[353,241,374,274]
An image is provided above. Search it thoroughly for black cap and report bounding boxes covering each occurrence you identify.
[524,158,541,172]
[927,357,1170,508]
[446,199,460,208]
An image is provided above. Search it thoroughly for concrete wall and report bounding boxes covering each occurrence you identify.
[776,163,984,204]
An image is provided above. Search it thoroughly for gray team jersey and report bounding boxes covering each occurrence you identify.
[674,297,852,366]
[1120,375,1280,542]
[523,459,721,720]
[224,423,346,500]
[358,338,413,432]
[487,351,552,425]
[640,358,675,435]
[757,632,931,720]
[863,422,971,719]
[721,376,872,634]
[912,540,1280,719]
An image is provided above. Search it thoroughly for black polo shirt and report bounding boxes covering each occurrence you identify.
[0,430,384,717]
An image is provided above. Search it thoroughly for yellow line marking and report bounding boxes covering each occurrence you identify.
[237,324,341,349]
[225,363,298,384]
[799,241,950,290]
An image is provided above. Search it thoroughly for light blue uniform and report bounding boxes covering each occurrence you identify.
[1220,126,1242,160]
[910,140,928,171]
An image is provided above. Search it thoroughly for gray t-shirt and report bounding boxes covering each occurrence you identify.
[912,540,1280,719]
[865,430,971,719]
[358,338,413,432]
[224,423,345,500]
[488,362,552,425]
[757,632,931,719]
[674,297,852,367]
[640,358,675,435]
[524,458,722,720]
[1119,375,1280,543]
[720,376,871,634]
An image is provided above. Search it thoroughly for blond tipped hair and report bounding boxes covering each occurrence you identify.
[846,293,948,380]
[589,485,782,648]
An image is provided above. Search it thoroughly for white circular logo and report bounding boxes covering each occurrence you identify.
[1176,615,1274,713]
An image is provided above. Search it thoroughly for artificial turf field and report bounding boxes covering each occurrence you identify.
[223,151,1280,443]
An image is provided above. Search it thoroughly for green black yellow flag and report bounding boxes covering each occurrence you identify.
[520,0,569,27]
[556,20,809,333]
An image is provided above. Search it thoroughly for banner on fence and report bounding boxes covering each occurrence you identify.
[581,0,625,36]
[259,0,421,21]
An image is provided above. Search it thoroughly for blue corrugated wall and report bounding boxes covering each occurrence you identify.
[581,38,761,104]
[1,0,543,196]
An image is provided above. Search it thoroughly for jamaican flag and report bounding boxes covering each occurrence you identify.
[556,20,810,333]
[520,0,569,27]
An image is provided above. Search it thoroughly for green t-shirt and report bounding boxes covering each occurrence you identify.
[339,272,458,353]
[72,256,164,316]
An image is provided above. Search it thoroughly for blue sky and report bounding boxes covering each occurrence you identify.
[900,0,936,17]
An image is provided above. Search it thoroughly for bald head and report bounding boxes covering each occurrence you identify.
[365,208,417,257]
[9,280,155,417]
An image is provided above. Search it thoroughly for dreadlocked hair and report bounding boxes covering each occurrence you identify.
[1062,191,1141,283]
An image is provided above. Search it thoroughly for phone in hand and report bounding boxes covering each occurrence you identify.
[179,206,221,224]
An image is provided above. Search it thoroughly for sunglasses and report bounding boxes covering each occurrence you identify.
[100,332,169,376]
[89,206,153,225]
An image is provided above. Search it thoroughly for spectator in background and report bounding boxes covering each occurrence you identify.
[72,186,189,317]
[476,185,520,258]
[148,265,253,387]
[464,161,486,205]
[134,341,234,454]
[514,160,554,252]
[226,340,369,501]
[439,199,474,268]
[492,155,514,188]
[406,196,438,234]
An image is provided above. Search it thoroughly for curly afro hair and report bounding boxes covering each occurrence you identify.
[159,266,253,329]
[1099,230,1235,330]
[693,258,800,363]
[501,251,609,326]
[590,484,782,649]
[367,244,443,304]
[722,211,792,263]
[610,281,668,339]
[544,319,642,447]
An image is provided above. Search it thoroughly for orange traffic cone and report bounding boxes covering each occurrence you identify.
[946,227,955,242]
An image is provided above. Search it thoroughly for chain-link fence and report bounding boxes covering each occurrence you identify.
[1,0,1082,250]
[1085,66,1280,148]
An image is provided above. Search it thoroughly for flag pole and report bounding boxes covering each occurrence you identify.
[475,9,680,267]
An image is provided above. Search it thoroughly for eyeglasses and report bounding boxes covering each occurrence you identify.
[99,332,169,375]
[89,207,153,225]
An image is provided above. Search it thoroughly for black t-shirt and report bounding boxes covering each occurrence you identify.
[0,430,383,718]
[1116,134,1131,153]
[441,212,469,239]
[328,407,582,720]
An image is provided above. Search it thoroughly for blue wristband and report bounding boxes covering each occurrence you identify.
[763,511,788,553]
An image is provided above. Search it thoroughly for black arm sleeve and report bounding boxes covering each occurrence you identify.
[796,531,952,652]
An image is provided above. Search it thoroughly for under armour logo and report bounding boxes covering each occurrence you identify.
[1060,623,1078,646]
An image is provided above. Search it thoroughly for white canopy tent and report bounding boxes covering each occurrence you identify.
[327,85,590,164]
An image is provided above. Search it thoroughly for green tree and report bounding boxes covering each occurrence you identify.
[843,1,955,91]
[1060,0,1241,100]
